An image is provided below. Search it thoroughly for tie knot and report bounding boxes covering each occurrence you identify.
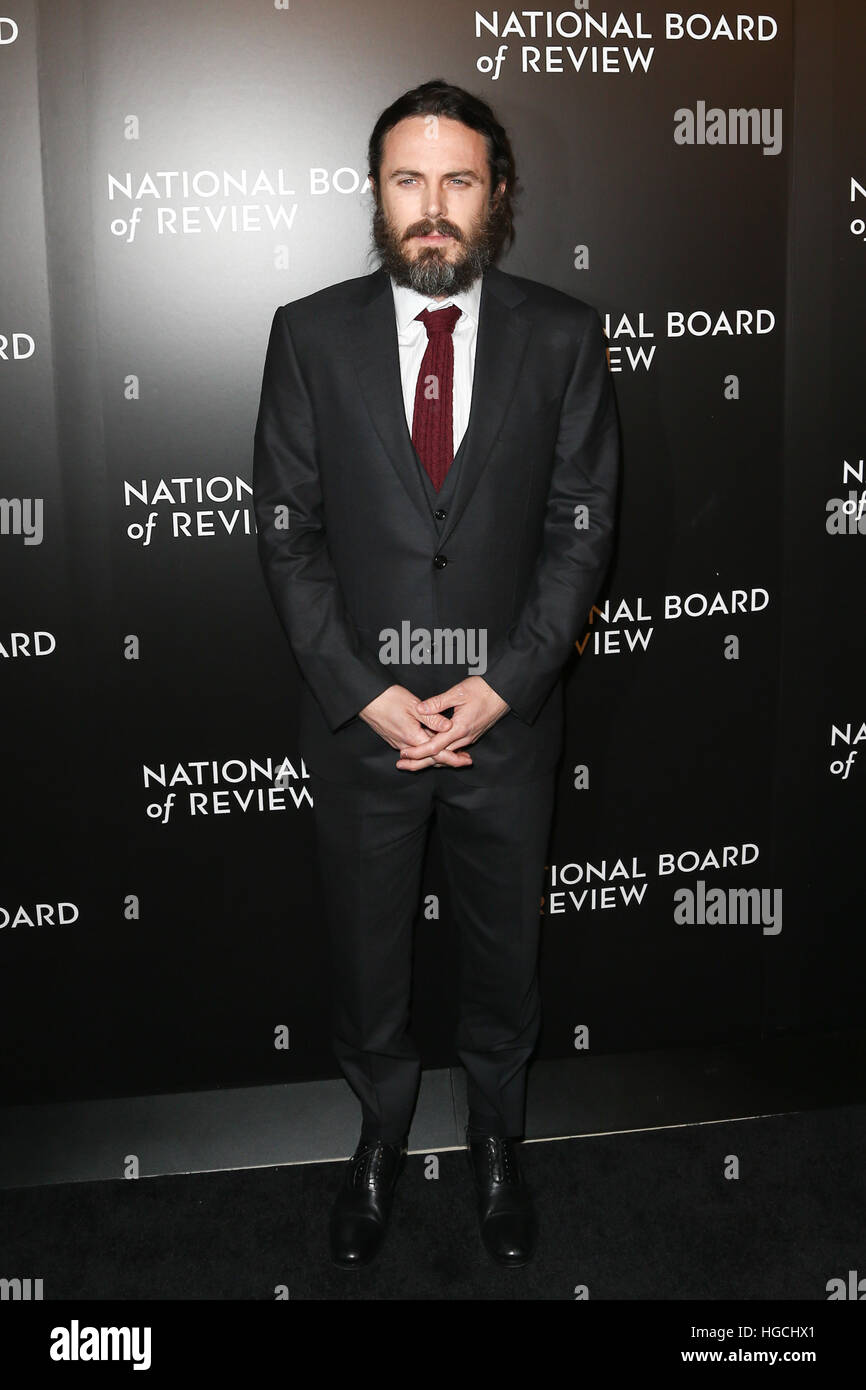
[416,304,461,337]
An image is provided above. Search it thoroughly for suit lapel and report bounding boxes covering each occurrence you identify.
[345,266,530,544]
[439,268,530,547]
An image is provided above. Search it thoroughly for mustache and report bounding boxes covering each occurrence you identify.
[403,219,464,241]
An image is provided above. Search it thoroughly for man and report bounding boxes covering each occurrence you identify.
[252,79,620,1269]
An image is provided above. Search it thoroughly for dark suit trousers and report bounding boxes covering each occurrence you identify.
[309,765,556,1143]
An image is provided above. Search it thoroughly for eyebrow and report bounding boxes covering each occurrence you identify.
[387,168,483,180]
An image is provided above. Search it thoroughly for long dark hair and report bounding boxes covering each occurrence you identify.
[366,79,518,253]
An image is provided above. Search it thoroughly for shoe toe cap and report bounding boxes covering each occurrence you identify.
[329,1213,385,1266]
[482,1209,536,1264]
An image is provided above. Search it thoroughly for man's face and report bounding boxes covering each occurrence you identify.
[371,114,507,298]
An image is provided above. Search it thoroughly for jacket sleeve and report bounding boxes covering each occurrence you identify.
[252,305,392,732]
[481,308,620,725]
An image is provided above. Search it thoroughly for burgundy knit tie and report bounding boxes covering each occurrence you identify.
[411,304,462,492]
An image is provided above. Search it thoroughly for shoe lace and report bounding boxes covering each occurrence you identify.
[486,1137,520,1186]
[351,1140,400,1190]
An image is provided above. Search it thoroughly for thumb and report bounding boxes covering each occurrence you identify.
[418,711,452,730]
[415,686,459,714]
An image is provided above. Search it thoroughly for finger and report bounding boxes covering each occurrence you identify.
[427,745,472,767]
[398,715,452,746]
[416,712,453,732]
[398,728,452,755]
[397,749,473,771]
[414,686,462,716]
[396,750,472,771]
[400,727,469,759]
[397,739,473,768]
[436,735,474,753]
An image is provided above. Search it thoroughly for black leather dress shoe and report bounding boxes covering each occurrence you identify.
[466,1133,537,1267]
[329,1137,407,1268]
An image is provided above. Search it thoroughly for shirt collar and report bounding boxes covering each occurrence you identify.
[389,272,482,333]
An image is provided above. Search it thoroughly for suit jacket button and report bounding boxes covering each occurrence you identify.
[433,554,447,569]
[434,508,447,520]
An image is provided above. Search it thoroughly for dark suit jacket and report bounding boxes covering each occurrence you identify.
[252,264,620,787]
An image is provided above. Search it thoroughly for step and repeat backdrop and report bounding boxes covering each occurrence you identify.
[1,1,862,1103]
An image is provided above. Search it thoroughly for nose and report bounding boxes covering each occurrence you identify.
[423,187,445,221]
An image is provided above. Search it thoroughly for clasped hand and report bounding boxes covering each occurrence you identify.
[359,676,509,772]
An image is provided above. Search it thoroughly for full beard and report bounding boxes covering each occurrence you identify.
[371,196,507,297]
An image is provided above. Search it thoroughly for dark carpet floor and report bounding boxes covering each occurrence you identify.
[2,1104,865,1300]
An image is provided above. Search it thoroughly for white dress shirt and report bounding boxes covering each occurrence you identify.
[390,274,482,455]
